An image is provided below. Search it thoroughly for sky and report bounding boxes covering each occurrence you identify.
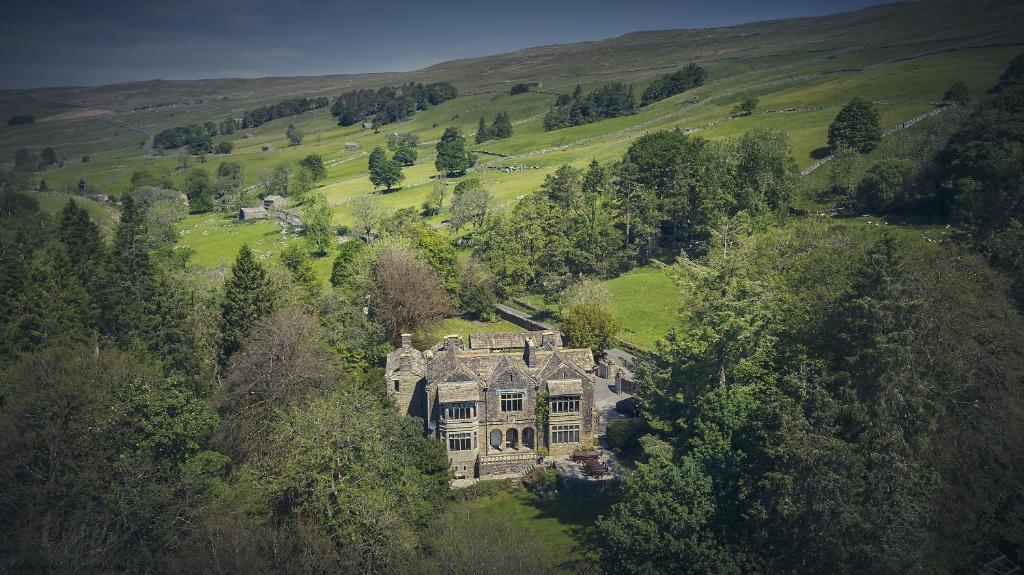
[0,0,893,89]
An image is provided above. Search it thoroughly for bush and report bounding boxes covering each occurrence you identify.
[856,158,916,212]
[606,418,648,455]
[215,141,234,154]
[510,83,531,94]
[522,465,559,496]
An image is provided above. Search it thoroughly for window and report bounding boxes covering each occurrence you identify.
[448,432,475,451]
[551,424,580,444]
[500,392,524,412]
[445,402,475,420]
[550,395,580,413]
[392,379,400,392]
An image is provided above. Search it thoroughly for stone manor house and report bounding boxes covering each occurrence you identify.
[385,331,596,479]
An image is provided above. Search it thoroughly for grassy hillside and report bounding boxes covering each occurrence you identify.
[6,0,1023,348]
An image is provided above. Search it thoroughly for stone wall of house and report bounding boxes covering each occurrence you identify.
[479,457,537,477]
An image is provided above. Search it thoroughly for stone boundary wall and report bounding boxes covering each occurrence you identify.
[495,303,556,332]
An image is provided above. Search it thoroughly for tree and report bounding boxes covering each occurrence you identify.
[40,147,58,166]
[368,146,404,190]
[132,186,187,245]
[368,146,386,175]
[459,257,497,320]
[823,146,855,200]
[349,194,386,237]
[184,168,215,213]
[263,164,290,197]
[330,239,365,288]
[220,243,276,361]
[423,178,448,216]
[286,123,304,146]
[289,166,316,203]
[392,145,417,166]
[490,112,513,139]
[475,117,491,144]
[100,195,157,345]
[280,242,321,303]
[434,128,474,176]
[731,96,758,117]
[368,241,453,341]
[299,154,327,181]
[371,158,405,192]
[828,97,882,153]
[303,192,334,256]
[218,306,340,461]
[856,158,916,212]
[943,81,970,106]
[449,183,493,230]
[559,301,620,352]
[13,147,36,172]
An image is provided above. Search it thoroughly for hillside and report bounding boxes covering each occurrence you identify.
[2,0,1021,158]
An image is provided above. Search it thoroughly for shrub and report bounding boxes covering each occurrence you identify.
[606,418,648,455]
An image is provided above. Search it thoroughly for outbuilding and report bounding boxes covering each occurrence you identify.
[345,142,360,151]
[263,194,286,209]
[239,206,268,221]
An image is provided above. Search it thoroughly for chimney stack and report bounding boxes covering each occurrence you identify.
[525,339,537,367]
[541,331,556,348]
[444,334,464,351]
[400,333,412,349]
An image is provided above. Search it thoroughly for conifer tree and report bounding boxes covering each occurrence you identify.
[490,112,513,139]
[220,243,276,362]
[100,195,157,345]
[58,199,103,290]
[475,117,490,144]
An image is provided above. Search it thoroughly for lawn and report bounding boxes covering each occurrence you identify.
[456,485,615,566]
[414,316,524,349]
[604,266,680,350]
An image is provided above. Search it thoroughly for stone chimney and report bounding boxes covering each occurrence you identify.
[525,339,538,368]
[400,333,412,349]
[444,334,464,351]
[541,331,556,348]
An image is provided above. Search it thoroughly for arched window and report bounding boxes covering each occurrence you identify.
[506,428,518,449]
[490,429,502,449]
[522,427,534,449]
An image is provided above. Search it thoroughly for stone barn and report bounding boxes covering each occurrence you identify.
[263,194,286,209]
[239,206,268,221]
[385,331,596,479]
[345,142,360,151]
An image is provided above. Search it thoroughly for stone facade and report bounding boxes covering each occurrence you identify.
[384,330,596,479]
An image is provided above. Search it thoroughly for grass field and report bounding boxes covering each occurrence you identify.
[603,266,680,350]
[7,0,1022,352]
[455,485,615,567]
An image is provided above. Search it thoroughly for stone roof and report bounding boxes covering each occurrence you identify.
[547,379,584,396]
[437,381,480,403]
[425,345,593,389]
[469,330,563,350]
[385,347,425,377]
[240,206,267,215]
